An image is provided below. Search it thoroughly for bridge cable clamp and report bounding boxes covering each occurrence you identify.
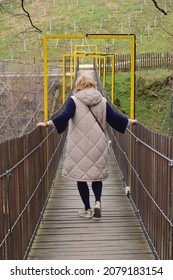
[6,170,13,177]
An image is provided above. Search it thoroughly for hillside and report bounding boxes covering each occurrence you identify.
[1,0,173,62]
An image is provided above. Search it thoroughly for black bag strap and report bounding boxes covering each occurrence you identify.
[88,107,104,132]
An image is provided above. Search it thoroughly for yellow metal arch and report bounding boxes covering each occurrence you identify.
[62,53,115,104]
[43,34,136,121]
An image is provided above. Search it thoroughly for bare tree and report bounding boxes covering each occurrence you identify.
[151,0,167,15]
[151,0,173,36]
[21,0,42,33]
[0,0,42,33]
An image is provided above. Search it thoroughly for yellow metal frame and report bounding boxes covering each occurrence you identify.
[43,34,135,121]
[43,34,136,190]
[62,53,115,104]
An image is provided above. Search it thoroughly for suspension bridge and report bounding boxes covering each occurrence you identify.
[0,38,173,260]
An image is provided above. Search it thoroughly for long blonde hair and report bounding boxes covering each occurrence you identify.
[75,76,96,92]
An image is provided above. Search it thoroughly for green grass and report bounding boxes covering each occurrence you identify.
[104,69,172,134]
[1,0,173,61]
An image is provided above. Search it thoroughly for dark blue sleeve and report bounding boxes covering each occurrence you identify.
[52,98,76,134]
[106,102,128,133]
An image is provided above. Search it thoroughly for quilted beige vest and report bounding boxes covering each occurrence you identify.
[62,88,108,182]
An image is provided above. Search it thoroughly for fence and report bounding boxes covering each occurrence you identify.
[114,52,173,71]
[1,52,173,76]
[68,52,173,72]
[108,121,173,260]
[0,105,66,260]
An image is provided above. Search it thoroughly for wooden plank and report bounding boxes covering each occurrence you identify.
[28,240,152,251]
[29,242,152,251]
[27,152,155,260]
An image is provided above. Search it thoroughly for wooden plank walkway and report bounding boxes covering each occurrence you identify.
[27,152,155,260]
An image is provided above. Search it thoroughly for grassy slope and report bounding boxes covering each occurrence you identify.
[1,0,173,60]
[108,69,172,134]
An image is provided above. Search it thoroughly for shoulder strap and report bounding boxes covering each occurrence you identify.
[88,107,104,132]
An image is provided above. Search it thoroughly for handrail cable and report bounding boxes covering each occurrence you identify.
[110,146,160,260]
[110,129,173,227]
[0,132,64,249]
[0,127,55,179]
[127,127,173,165]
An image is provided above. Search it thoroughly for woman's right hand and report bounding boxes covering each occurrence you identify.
[128,119,138,126]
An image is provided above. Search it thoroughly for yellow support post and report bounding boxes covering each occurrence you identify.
[129,35,136,193]
[111,54,115,104]
[62,54,66,104]
[43,35,48,121]
[130,35,136,119]
[103,57,106,88]
[98,57,101,77]
[70,55,73,89]
[43,35,49,191]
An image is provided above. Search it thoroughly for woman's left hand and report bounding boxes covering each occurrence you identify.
[37,122,47,127]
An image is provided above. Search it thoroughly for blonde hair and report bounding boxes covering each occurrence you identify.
[75,76,96,92]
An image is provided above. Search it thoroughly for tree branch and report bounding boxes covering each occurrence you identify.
[159,25,173,37]
[21,0,42,33]
[151,0,167,15]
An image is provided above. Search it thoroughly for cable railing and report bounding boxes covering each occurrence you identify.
[107,122,173,260]
[0,103,67,260]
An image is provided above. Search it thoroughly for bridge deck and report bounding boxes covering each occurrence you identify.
[27,152,155,260]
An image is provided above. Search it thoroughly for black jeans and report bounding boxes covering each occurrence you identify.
[77,181,102,210]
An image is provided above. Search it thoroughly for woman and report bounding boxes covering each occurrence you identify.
[37,75,137,219]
